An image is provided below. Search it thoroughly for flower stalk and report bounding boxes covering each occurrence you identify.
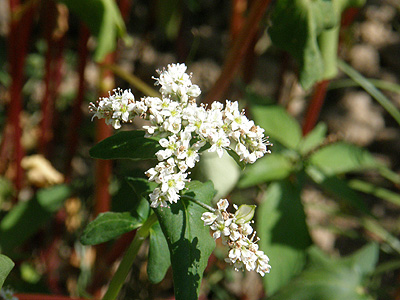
[101,213,158,300]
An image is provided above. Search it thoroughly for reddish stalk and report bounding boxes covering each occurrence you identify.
[65,24,90,181]
[5,0,36,194]
[204,0,271,104]
[39,0,66,156]
[301,79,329,136]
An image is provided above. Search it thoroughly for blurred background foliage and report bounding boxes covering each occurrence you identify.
[1,0,400,299]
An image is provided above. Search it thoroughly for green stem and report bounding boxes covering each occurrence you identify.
[102,213,158,300]
[337,60,400,126]
[182,195,215,212]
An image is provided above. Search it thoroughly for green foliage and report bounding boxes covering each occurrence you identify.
[0,185,70,256]
[57,0,126,61]
[269,244,379,300]
[89,130,161,160]
[148,221,171,284]
[251,105,302,149]
[269,0,365,89]
[258,180,312,294]
[80,208,149,245]
[338,60,400,126]
[154,181,216,300]
[0,254,14,290]
[309,142,380,175]
[238,153,293,188]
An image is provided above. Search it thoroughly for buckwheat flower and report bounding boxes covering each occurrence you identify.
[201,212,218,226]
[90,63,271,208]
[217,198,229,211]
[202,200,271,276]
[157,136,178,161]
[208,129,230,158]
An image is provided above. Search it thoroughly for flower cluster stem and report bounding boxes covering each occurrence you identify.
[182,195,216,212]
[101,213,158,300]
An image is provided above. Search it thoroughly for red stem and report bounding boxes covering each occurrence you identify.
[301,79,329,136]
[39,0,66,156]
[65,24,90,181]
[204,0,271,104]
[5,0,36,194]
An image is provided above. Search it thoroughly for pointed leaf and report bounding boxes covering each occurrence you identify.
[0,254,14,289]
[154,181,216,300]
[309,142,379,175]
[89,130,161,160]
[80,211,146,245]
[148,221,171,284]
[238,153,293,188]
[251,105,302,149]
[342,243,379,276]
[258,180,312,295]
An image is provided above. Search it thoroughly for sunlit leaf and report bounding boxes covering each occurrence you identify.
[0,254,14,289]
[238,153,293,188]
[258,180,312,295]
[80,210,147,245]
[309,142,379,175]
[154,181,216,300]
[251,105,302,149]
[148,221,171,284]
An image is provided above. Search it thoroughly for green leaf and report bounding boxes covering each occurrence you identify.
[58,0,126,61]
[298,122,327,155]
[154,181,216,300]
[341,243,379,275]
[80,210,147,245]
[268,0,338,89]
[148,221,171,284]
[306,166,370,214]
[258,180,312,295]
[270,244,378,300]
[89,130,161,160]
[0,254,14,290]
[238,153,293,188]
[309,142,379,175]
[251,105,302,149]
[225,147,246,170]
[0,185,70,256]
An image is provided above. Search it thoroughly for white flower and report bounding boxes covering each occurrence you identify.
[201,212,218,226]
[217,199,229,211]
[202,200,271,276]
[90,63,271,209]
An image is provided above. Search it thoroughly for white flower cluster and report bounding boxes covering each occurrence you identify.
[0,288,18,300]
[90,63,270,208]
[201,199,271,276]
